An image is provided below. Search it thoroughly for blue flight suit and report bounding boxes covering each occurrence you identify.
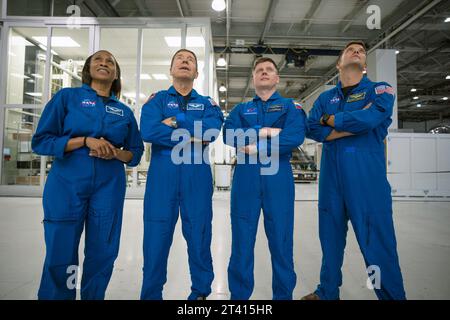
[306,76,406,300]
[223,91,306,300]
[140,86,224,300]
[32,84,144,300]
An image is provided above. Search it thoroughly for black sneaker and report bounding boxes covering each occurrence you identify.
[301,293,320,300]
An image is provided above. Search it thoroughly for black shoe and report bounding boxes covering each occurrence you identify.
[301,293,320,300]
[196,296,207,300]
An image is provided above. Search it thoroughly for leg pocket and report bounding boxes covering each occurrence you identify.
[43,172,87,221]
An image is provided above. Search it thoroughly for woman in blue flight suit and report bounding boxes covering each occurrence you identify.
[32,50,144,300]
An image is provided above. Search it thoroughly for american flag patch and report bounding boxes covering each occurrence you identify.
[294,100,303,109]
[208,98,219,106]
[375,85,395,96]
[146,92,156,103]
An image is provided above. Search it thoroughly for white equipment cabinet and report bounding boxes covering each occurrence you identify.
[386,133,450,198]
[214,164,232,190]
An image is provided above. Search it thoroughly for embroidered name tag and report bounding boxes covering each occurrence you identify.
[167,101,179,109]
[267,105,283,112]
[105,105,124,116]
[81,99,96,107]
[187,103,204,111]
[347,92,366,103]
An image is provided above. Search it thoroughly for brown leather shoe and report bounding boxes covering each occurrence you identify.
[301,293,320,300]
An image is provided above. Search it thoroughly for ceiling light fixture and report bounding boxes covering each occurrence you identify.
[217,55,227,67]
[212,0,226,12]
[219,84,227,92]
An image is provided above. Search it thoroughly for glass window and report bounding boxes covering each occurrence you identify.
[6,27,47,104]
[49,28,89,97]
[7,0,51,16]
[140,28,181,105]
[186,26,207,96]
[138,28,181,186]
[100,28,139,186]
[2,108,43,185]
[100,28,138,108]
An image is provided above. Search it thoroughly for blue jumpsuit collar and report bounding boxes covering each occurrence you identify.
[252,91,282,102]
[81,83,120,102]
[167,85,200,99]
[336,74,370,97]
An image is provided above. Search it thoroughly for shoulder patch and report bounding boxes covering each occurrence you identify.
[208,97,218,106]
[146,92,156,103]
[293,100,303,109]
[375,85,395,96]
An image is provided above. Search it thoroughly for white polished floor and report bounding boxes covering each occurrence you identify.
[0,185,449,300]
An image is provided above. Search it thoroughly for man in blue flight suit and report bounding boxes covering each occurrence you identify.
[140,49,224,300]
[303,41,406,300]
[32,50,144,299]
[223,57,306,300]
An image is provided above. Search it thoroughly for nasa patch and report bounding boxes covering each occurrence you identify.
[81,99,96,107]
[244,107,257,115]
[167,100,179,109]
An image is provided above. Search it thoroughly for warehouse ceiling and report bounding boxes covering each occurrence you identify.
[9,0,450,123]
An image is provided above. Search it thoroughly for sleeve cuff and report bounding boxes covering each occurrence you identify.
[321,126,334,143]
[333,112,344,132]
[54,135,71,159]
[125,151,140,167]
[175,112,186,127]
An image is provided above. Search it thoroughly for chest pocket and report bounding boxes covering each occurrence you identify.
[185,102,206,120]
[264,105,288,128]
[344,91,370,112]
[103,111,129,145]
[163,99,180,118]
[240,106,258,128]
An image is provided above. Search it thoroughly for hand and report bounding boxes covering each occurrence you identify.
[363,102,372,109]
[86,137,117,159]
[89,149,116,160]
[259,127,281,138]
[191,137,210,145]
[162,117,176,127]
[239,144,258,155]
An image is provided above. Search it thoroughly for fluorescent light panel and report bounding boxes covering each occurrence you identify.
[32,36,81,47]
[164,36,205,47]
[152,73,168,80]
